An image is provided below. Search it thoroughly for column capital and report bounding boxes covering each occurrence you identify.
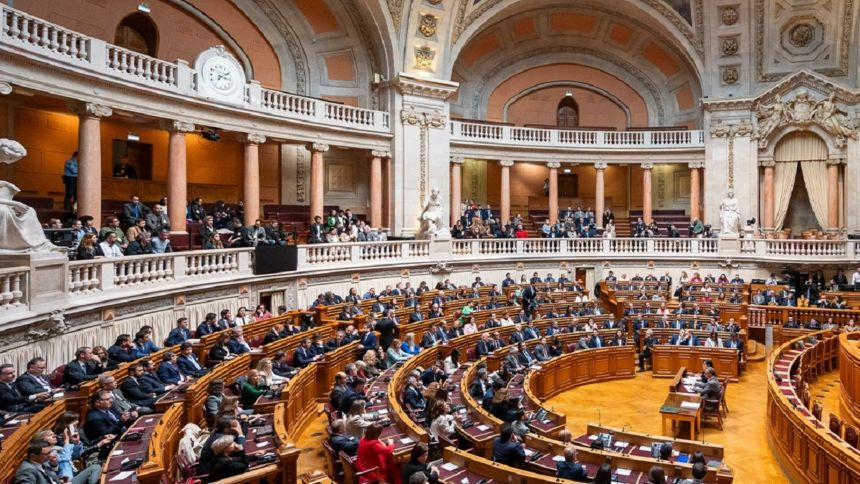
[688,161,705,169]
[547,162,561,169]
[67,101,112,118]
[0,81,11,95]
[306,142,330,153]
[371,149,391,159]
[499,159,515,167]
[161,120,196,133]
[826,158,846,166]
[238,133,266,145]
[759,160,776,168]
[450,156,465,164]
[594,161,608,170]
[641,162,654,170]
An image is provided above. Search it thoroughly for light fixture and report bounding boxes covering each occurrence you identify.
[127,132,140,142]
[138,3,151,13]
[564,90,573,97]
[563,168,572,173]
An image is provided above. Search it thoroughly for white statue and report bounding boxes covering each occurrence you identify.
[754,99,786,144]
[719,190,741,236]
[417,187,450,240]
[0,139,64,253]
[814,93,857,142]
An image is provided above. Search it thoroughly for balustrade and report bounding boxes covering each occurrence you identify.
[68,261,102,294]
[0,267,27,311]
[106,45,177,87]
[1,8,90,61]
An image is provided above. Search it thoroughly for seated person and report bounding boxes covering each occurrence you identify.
[208,435,251,481]
[140,359,174,394]
[107,334,137,366]
[492,424,526,467]
[0,364,49,412]
[227,328,252,355]
[120,364,158,408]
[271,350,297,378]
[199,416,246,475]
[165,317,192,346]
[698,368,722,400]
[177,342,206,375]
[329,418,358,457]
[84,390,133,441]
[157,351,186,385]
[293,338,322,368]
[63,347,105,386]
[557,446,588,481]
[133,328,161,358]
[208,333,234,364]
[240,369,268,409]
[15,357,57,399]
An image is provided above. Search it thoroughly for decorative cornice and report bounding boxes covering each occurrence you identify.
[450,156,466,165]
[161,120,196,133]
[0,81,11,95]
[759,160,776,168]
[688,161,705,169]
[826,158,846,166]
[594,161,608,170]
[306,142,329,153]
[401,105,447,129]
[391,73,459,100]
[371,149,391,159]
[239,133,267,145]
[386,0,404,32]
[67,101,112,118]
[499,159,515,167]
[641,163,655,170]
[702,99,755,112]
[547,162,562,169]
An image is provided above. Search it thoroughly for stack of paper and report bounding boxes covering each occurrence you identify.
[680,401,701,410]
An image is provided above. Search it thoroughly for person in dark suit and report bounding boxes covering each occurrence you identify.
[308,216,325,244]
[13,441,58,484]
[469,368,490,400]
[156,351,184,385]
[359,325,378,352]
[557,446,588,481]
[293,338,321,368]
[208,333,233,364]
[403,376,426,413]
[476,334,492,357]
[421,328,439,349]
[208,435,251,482]
[177,343,205,375]
[575,335,592,351]
[409,308,424,323]
[375,309,398,351]
[165,317,191,346]
[339,378,369,415]
[15,357,55,399]
[492,425,526,467]
[532,338,550,361]
[402,443,439,484]
[120,364,158,408]
[329,419,358,457]
[503,349,525,373]
[588,331,604,348]
[325,331,349,352]
[107,334,137,366]
[509,325,525,345]
[516,343,536,367]
[196,313,222,337]
[0,364,48,412]
[698,368,722,400]
[84,390,130,441]
[63,347,104,386]
[639,329,658,371]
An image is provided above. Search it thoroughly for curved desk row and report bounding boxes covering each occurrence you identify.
[839,332,860,428]
[768,330,860,483]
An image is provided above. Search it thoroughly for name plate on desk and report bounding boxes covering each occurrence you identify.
[680,401,701,410]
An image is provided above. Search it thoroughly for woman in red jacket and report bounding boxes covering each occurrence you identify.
[355,423,401,484]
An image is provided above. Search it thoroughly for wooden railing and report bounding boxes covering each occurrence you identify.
[840,332,860,428]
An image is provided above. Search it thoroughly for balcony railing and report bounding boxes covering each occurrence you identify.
[0,5,389,134]
[450,120,705,150]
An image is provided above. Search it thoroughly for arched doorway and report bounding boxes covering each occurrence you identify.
[114,13,159,57]
[556,96,579,127]
[769,131,835,234]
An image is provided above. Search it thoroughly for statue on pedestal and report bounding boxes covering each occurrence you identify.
[719,190,741,236]
[416,187,450,240]
[0,139,64,253]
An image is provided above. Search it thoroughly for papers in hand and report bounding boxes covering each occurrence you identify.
[441,462,459,471]
[680,401,701,410]
[110,471,135,481]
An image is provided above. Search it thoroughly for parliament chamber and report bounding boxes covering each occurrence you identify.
[5,1,860,483]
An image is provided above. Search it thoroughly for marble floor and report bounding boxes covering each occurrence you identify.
[295,361,791,482]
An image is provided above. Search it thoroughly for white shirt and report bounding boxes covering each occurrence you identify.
[852,272,860,284]
[99,241,123,257]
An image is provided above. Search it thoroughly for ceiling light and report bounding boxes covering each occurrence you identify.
[138,3,151,13]
[563,168,572,173]
[127,132,140,142]
[564,90,573,97]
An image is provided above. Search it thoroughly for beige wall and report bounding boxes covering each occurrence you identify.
[506,86,629,129]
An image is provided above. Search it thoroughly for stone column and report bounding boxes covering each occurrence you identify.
[641,162,654,223]
[548,162,560,224]
[240,133,266,225]
[450,157,464,225]
[163,120,195,233]
[689,161,704,222]
[383,154,392,228]
[369,150,388,228]
[499,159,514,225]
[827,159,842,232]
[306,143,329,222]
[761,160,775,231]
[594,162,607,228]
[68,102,112,226]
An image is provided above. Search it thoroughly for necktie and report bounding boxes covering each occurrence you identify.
[105,410,118,422]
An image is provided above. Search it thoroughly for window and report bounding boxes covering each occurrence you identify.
[114,13,158,57]
[556,97,579,127]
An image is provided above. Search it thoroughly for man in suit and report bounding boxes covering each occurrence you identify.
[476,333,492,357]
[329,419,358,457]
[603,319,618,330]
[120,364,158,408]
[409,307,424,323]
[15,357,56,399]
[196,313,222,337]
[0,364,49,412]
[575,335,592,351]
[432,324,449,345]
[698,368,722,400]
[107,334,136,365]
[469,368,490,400]
[523,321,540,340]
[293,338,322,368]
[639,329,658,371]
[121,195,149,226]
[503,348,525,373]
[375,309,398,351]
[556,446,588,481]
[358,324,378,353]
[509,324,525,344]
[533,338,550,361]
[165,317,191,346]
[272,351,297,378]
[421,326,439,349]
[85,390,131,441]
[325,331,349,351]
[177,342,205,375]
[14,441,60,484]
[98,373,149,417]
[403,376,426,413]
[502,273,516,288]
[588,331,604,348]
[63,347,104,386]
[427,303,444,319]
[156,351,184,385]
[492,425,526,467]
[308,216,325,243]
[516,343,536,367]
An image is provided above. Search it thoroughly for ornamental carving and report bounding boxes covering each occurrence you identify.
[419,13,438,37]
[754,90,858,147]
[426,0,442,4]
[721,67,739,85]
[788,23,815,48]
[720,5,739,25]
[387,0,404,30]
[415,46,435,70]
[721,37,739,56]
[0,81,11,95]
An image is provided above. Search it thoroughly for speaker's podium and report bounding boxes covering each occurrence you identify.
[254,244,298,274]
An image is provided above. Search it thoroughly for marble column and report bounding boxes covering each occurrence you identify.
[383,155,392,228]
[689,161,704,222]
[548,162,560,224]
[369,150,388,228]
[164,120,195,233]
[450,157,464,225]
[641,163,654,224]
[68,102,112,226]
[594,162,607,228]
[306,143,329,221]
[499,159,514,225]
[827,159,841,232]
[761,160,775,231]
[240,133,266,225]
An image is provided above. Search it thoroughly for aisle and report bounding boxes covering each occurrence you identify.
[543,360,787,482]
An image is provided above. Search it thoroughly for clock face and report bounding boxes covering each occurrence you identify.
[205,62,234,92]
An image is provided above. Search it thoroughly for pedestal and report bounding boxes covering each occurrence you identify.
[719,234,740,255]
[0,252,69,314]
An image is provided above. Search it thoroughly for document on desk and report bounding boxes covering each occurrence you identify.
[552,455,565,462]
[680,401,701,410]
[441,462,459,471]
[110,471,135,481]
[476,424,490,431]
[616,468,632,476]
[400,437,414,444]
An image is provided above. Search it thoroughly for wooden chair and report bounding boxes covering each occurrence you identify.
[702,388,724,430]
[812,401,822,421]
[829,413,843,437]
[846,425,859,449]
[339,450,378,484]
[322,439,343,482]
[719,380,729,416]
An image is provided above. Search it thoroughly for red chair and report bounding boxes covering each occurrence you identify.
[812,401,822,421]
[846,426,859,449]
[49,365,65,387]
[466,347,477,361]
[829,413,843,437]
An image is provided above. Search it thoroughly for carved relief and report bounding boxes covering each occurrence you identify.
[721,37,739,56]
[754,90,858,147]
[251,0,308,94]
[426,0,442,4]
[295,149,307,203]
[720,5,739,25]
[0,82,11,95]
[327,163,355,192]
[721,67,739,85]
[415,46,435,70]
[788,23,815,48]
[387,0,404,31]
[419,13,438,37]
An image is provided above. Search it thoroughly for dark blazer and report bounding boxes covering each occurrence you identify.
[157,362,183,385]
[15,373,52,397]
[359,331,377,350]
[227,339,250,355]
[263,330,282,345]
[476,340,491,356]
[165,327,190,346]
[375,318,397,349]
[0,382,41,412]
[84,408,125,440]
[139,373,167,395]
[196,321,223,337]
[208,453,249,482]
[492,438,526,466]
[63,360,103,385]
[403,385,426,410]
[208,344,230,363]
[120,377,157,407]
[107,345,136,364]
[178,354,204,374]
[420,332,438,349]
[557,461,589,481]
[331,434,358,457]
[293,347,315,368]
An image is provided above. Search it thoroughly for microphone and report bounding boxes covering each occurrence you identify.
[701,421,706,444]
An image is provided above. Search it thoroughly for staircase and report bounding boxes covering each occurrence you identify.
[629,209,690,236]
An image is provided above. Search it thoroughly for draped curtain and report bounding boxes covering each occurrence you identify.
[772,162,798,231]
[800,161,829,231]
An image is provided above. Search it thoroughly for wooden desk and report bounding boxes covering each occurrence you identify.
[0,401,66,484]
[660,392,703,440]
[652,345,740,381]
[576,423,725,464]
